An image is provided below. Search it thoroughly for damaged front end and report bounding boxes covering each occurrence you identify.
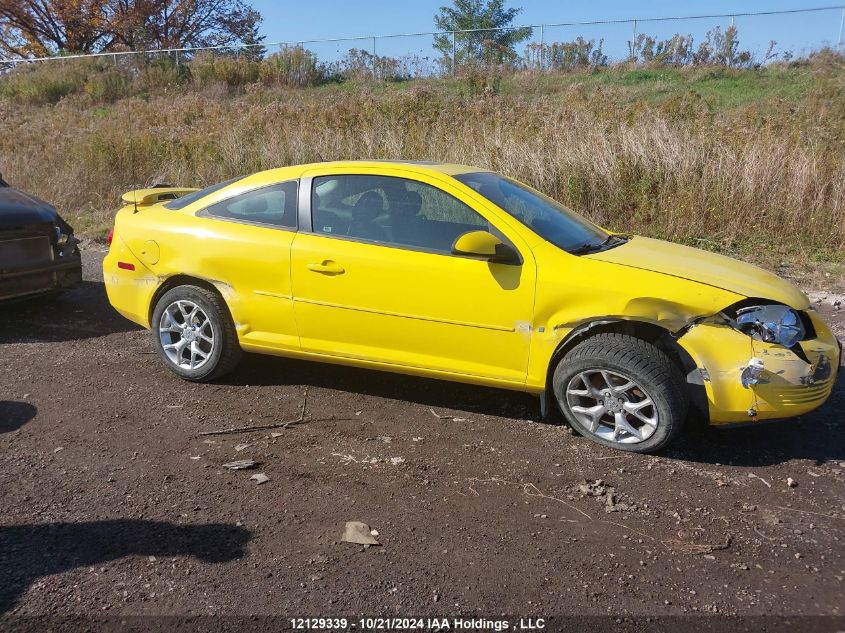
[676,301,841,425]
[0,182,82,302]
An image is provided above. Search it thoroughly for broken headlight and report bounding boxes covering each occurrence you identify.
[54,224,79,258]
[734,304,805,348]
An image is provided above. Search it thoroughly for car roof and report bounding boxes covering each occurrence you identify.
[339,160,485,175]
[236,160,487,187]
[166,161,490,213]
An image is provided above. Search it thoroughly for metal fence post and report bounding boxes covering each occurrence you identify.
[373,36,377,79]
[631,19,637,60]
[175,49,179,66]
[539,24,544,72]
[451,31,456,75]
[839,8,844,47]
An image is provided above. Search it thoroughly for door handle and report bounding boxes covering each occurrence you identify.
[307,261,345,275]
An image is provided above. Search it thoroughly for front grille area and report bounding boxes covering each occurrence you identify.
[770,382,834,406]
[0,236,53,271]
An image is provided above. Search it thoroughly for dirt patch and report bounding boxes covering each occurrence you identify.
[1,248,844,625]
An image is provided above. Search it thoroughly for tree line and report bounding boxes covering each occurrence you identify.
[1,0,528,62]
[0,0,264,58]
[0,0,779,70]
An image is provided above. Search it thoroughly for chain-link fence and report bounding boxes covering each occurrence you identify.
[2,5,844,80]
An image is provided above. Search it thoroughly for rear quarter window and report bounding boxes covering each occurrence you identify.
[200,181,298,228]
[164,176,243,210]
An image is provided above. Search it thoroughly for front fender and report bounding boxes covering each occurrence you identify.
[526,244,747,390]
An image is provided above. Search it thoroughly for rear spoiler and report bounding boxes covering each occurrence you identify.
[121,187,199,207]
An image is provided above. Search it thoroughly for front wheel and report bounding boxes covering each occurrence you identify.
[151,285,242,382]
[552,333,688,453]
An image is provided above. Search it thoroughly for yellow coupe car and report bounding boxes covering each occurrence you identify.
[104,161,840,452]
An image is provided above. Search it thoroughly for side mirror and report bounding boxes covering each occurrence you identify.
[452,230,520,265]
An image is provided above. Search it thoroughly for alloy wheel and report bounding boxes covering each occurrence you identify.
[158,299,215,370]
[565,369,659,444]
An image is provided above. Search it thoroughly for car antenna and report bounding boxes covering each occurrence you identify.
[129,99,139,214]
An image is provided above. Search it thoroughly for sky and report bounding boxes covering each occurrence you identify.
[248,0,844,64]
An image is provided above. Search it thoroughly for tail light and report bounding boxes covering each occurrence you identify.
[107,227,114,246]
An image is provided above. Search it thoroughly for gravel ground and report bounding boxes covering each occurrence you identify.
[1,248,844,631]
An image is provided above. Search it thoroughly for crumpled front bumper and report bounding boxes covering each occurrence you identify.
[678,309,840,425]
[0,256,82,302]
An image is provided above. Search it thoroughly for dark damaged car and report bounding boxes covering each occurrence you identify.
[0,174,81,302]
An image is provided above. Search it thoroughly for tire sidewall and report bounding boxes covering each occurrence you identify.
[151,286,227,381]
[553,354,678,453]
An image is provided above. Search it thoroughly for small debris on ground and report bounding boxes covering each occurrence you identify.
[390,457,405,465]
[223,459,258,470]
[234,443,250,452]
[250,473,270,485]
[332,452,379,464]
[341,521,380,546]
[573,479,632,512]
[53,447,63,453]
[666,535,732,555]
[748,473,772,488]
[787,477,798,488]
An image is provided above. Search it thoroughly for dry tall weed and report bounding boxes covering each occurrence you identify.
[0,69,843,261]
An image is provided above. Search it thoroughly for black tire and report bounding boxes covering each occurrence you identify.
[151,285,242,382]
[552,333,688,453]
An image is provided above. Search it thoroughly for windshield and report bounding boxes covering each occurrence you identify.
[163,176,243,210]
[454,172,612,253]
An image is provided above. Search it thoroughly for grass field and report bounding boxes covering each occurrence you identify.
[1,53,843,281]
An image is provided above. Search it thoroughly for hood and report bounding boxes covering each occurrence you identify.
[0,185,60,229]
[587,236,809,310]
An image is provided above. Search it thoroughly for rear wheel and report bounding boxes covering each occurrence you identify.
[552,333,688,453]
[151,285,241,382]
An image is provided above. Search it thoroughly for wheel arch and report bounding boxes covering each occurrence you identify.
[148,274,233,326]
[545,318,708,420]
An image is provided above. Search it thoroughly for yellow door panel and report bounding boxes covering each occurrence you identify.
[290,233,533,383]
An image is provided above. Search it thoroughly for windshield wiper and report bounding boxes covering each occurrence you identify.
[568,233,629,255]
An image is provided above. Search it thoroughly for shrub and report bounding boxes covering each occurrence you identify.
[526,38,608,71]
[330,49,408,82]
[258,47,326,87]
[84,70,131,103]
[0,61,91,105]
[189,53,261,89]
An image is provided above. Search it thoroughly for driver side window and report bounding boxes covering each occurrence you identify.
[311,175,487,253]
